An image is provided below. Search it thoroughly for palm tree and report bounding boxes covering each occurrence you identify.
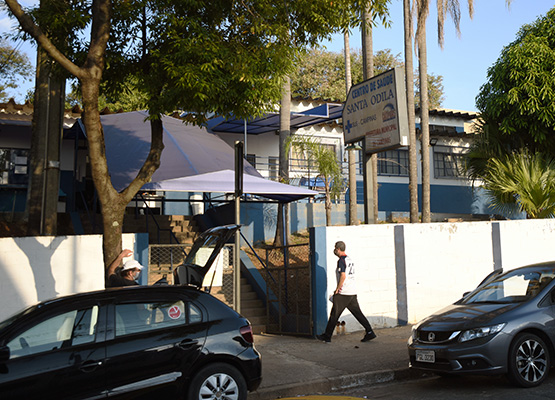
[481,151,555,219]
[361,2,378,224]
[274,75,291,247]
[415,0,475,223]
[403,0,419,223]
[286,135,345,225]
[344,31,359,225]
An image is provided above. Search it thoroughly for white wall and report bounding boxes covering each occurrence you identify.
[317,219,555,333]
[0,234,137,321]
[403,222,495,323]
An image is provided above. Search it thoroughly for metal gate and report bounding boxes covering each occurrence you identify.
[148,244,236,307]
[261,243,312,336]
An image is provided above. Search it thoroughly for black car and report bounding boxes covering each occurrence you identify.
[0,225,261,400]
[408,262,555,388]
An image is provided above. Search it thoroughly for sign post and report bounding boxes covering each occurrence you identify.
[343,67,409,151]
[342,67,409,223]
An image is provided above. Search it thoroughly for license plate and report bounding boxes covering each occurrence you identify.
[416,350,435,363]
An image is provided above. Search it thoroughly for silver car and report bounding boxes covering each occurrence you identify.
[408,262,555,387]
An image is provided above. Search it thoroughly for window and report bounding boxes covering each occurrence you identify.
[378,150,409,176]
[268,156,278,180]
[7,306,99,358]
[245,154,256,168]
[115,301,201,337]
[0,148,29,185]
[434,151,466,178]
[290,143,336,173]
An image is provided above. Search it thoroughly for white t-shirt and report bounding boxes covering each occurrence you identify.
[336,255,357,295]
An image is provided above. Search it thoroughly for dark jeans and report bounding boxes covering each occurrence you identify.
[323,294,373,338]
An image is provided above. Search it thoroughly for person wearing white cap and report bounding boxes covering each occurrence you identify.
[106,249,144,287]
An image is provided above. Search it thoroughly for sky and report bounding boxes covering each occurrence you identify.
[1,1,554,111]
[322,0,554,112]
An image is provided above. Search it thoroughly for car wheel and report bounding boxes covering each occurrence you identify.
[187,362,247,400]
[507,333,550,388]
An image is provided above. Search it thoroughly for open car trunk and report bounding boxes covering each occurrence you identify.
[173,224,240,290]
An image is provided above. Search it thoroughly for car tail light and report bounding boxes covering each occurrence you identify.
[240,325,254,343]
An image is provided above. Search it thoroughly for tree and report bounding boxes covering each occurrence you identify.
[404,0,418,223]
[481,151,555,219]
[414,0,475,222]
[290,48,445,107]
[4,0,359,271]
[475,7,555,157]
[0,39,33,100]
[286,135,345,225]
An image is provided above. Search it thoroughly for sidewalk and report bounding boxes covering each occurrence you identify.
[249,325,423,400]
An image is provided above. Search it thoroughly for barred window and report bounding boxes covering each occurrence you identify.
[0,148,29,185]
[245,154,256,168]
[434,151,466,179]
[378,150,409,176]
[268,156,278,180]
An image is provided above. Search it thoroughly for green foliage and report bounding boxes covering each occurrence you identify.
[415,72,445,110]
[476,7,555,154]
[285,134,345,201]
[481,150,555,219]
[0,39,33,100]
[290,47,444,108]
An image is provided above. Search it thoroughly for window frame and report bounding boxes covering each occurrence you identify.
[433,147,468,179]
[0,147,30,186]
[5,303,103,360]
[111,297,204,338]
[377,149,409,177]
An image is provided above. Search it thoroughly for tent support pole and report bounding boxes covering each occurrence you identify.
[234,141,243,313]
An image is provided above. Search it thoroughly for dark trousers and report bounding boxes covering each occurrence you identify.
[323,294,373,338]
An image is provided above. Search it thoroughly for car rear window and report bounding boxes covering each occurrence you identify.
[115,301,201,337]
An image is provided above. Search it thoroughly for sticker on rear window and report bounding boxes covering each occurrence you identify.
[168,305,182,320]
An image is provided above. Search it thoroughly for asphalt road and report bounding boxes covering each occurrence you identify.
[336,371,555,399]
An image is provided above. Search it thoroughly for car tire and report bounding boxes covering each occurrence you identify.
[507,333,550,388]
[187,362,247,400]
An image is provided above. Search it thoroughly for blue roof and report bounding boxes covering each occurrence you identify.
[206,103,344,135]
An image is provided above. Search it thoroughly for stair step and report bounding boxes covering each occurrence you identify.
[241,299,263,309]
[251,324,266,334]
[241,307,266,317]
[245,315,267,325]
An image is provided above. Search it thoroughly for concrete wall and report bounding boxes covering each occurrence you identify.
[311,219,555,335]
[0,233,148,321]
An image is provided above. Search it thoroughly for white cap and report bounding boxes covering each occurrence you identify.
[121,259,144,271]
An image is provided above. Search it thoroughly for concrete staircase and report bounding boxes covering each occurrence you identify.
[212,276,268,334]
[121,214,269,333]
[123,214,199,244]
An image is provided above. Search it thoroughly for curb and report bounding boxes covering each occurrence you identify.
[248,368,428,400]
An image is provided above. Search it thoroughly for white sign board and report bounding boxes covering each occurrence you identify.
[342,67,409,154]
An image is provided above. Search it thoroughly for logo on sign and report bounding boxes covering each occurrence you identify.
[382,103,396,122]
[168,305,182,320]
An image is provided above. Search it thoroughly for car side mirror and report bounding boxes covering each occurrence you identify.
[0,345,9,363]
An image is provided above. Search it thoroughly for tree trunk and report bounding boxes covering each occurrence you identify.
[325,179,332,226]
[361,4,377,224]
[417,11,431,223]
[344,32,358,225]
[274,76,291,247]
[26,47,50,235]
[404,0,419,223]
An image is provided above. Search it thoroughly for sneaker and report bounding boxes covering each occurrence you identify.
[316,334,331,343]
[361,331,377,342]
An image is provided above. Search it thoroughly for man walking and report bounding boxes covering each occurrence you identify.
[317,241,376,343]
